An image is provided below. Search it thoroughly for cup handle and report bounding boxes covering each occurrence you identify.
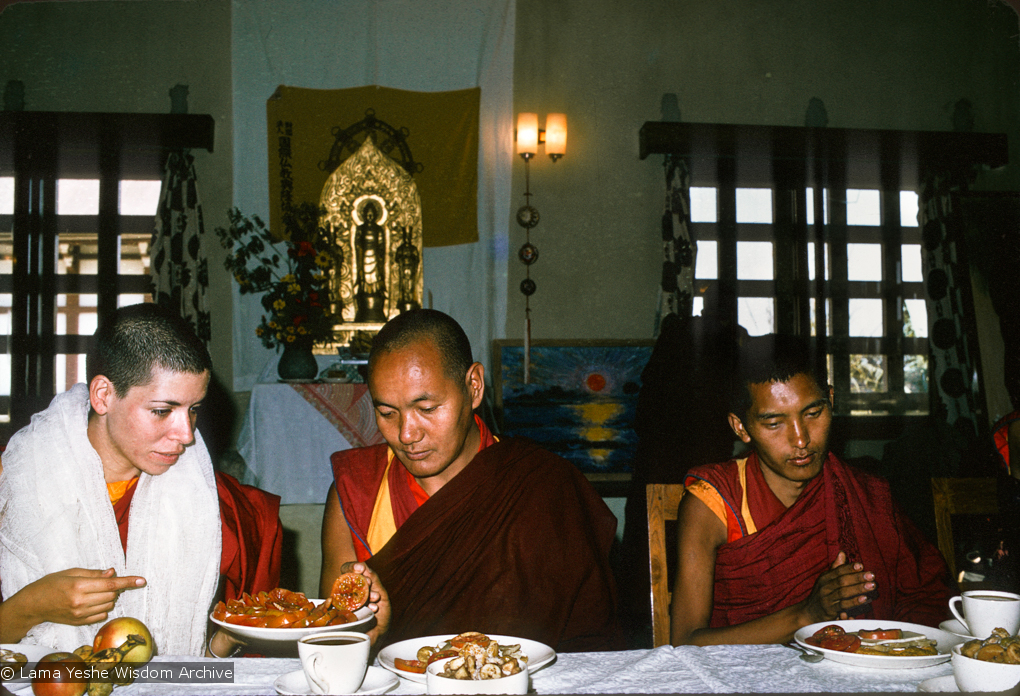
[307,652,330,695]
[949,596,970,633]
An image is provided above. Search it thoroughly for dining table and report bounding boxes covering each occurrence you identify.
[71,644,955,694]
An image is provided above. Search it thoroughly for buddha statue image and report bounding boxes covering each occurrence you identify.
[354,200,387,322]
[395,225,420,313]
[317,136,424,330]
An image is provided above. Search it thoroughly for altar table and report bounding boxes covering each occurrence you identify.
[237,380,382,505]
[106,644,955,694]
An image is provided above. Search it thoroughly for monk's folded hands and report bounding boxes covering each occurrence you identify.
[804,555,877,623]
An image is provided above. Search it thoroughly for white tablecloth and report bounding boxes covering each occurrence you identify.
[237,382,351,505]
[235,355,352,504]
[100,645,954,695]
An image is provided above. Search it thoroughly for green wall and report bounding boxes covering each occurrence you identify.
[509,0,1020,420]
[509,0,1019,337]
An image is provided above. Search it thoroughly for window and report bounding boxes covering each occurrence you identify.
[0,111,213,442]
[689,185,928,417]
[641,122,1006,435]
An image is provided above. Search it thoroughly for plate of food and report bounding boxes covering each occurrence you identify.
[211,578,374,642]
[212,604,373,642]
[377,632,556,684]
[2,643,53,695]
[794,620,966,669]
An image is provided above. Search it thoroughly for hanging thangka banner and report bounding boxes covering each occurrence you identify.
[266,85,479,247]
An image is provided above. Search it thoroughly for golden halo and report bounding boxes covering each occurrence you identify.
[351,195,389,226]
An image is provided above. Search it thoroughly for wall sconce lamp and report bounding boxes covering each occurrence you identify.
[515,112,567,162]
[514,112,567,382]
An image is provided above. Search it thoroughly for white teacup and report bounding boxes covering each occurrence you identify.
[948,590,1020,638]
[297,631,370,695]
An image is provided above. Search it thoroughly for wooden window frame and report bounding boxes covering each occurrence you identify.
[639,122,1007,428]
[0,111,214,443]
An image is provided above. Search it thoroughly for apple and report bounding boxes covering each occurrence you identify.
[31,652,87,696]
[92,617,154,664]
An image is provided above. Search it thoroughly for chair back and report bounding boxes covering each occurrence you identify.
[930,477,998,582]
[647,483,685,648]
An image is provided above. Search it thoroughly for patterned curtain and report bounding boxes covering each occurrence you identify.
[150,150,211,343]
[654,153,695,334]
[919,170,980,437]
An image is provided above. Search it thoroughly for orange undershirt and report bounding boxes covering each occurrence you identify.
[107,477,138,505]
[365,415,494,552]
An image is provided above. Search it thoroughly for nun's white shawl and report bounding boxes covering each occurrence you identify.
[0,383,221,655]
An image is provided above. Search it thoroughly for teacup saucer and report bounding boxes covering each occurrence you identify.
[274,666,398,695]
[938,619,976,640]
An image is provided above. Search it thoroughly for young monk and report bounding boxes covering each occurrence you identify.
[671,334,952,646]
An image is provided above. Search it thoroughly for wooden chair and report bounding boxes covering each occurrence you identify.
[930,477,999,582]
[647,483,685,648]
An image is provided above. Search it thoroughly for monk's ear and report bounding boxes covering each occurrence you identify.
[728,412,752,444]
[465,362,485,411]
[89,375,115,416]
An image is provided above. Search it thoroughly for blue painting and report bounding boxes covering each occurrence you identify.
[495,341,653,475]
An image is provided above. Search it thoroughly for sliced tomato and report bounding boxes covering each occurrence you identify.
[309,607,335,627]
[331,572,371,612]
[329,609,358,626]
[819,634,862,652]
[265,610,306,628]
[394,658,427,674]
[426,649,460,665]
[812,624,846,638]
[858,628,902,641]
[450,633,490,648]
[805,624,844,647]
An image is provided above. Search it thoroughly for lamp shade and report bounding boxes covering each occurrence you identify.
[545,113,567,157]
[516,112,539,155]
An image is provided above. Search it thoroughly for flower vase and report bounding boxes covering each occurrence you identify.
[277,341,318,381]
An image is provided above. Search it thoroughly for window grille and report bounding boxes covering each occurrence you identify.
[0,111,214,441]
[640,122,1007,435]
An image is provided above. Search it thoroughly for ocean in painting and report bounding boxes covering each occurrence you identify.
[498,344,652,474]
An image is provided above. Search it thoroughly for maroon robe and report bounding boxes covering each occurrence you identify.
[688,453,952,628]
[114,471,283,601]
[335,437,624,653]
[331,415,496,561]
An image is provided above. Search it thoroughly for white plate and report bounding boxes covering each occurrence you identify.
[274,666,398,695]
[2,643,54,695]
[1,642,51,663]
[939,619,975,640]
[918,675,959,692]
[377,634,556,684]
[794,619,965,669]
[211,603,373,642]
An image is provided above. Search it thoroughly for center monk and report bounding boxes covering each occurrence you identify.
[320,309,623,652]
[671,334,952,646]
